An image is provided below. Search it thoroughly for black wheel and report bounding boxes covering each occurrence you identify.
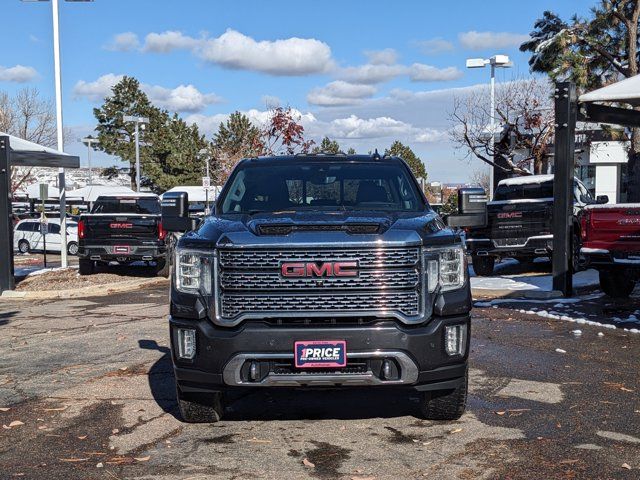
[78,258,94,276]
[155,258,170,278]
[599,270,636,298]
[571,229,582,273]
[67,241,79,256]
[17,240,30,254]
[176,386,224,423]
[419,369,468,421]
[472,256,495,276]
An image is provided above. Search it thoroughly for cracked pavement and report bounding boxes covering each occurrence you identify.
[0,286,639,479]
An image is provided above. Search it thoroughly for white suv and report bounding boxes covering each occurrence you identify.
[13,218,79,255]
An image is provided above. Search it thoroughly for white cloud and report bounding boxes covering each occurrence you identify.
[73,74,222,112]
[73,73,124,102]
[0,65,38,83]
[104,32,140,52]
[364,48,399,66]
[325,115,445,143]
[143,30,200,53]
[307,81,376,107]
[409,63,463,82]
[458,31,529,51]
[338,63,407,84]
[142,29,333,76]
[196,29,333,75]
[145,84,223,112]
[186,108,317,136]
[415,38,454,55]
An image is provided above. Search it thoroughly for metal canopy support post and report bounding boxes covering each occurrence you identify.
[552,82,578,296]
[0,137,15,293]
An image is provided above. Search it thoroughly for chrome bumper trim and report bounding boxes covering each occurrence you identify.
[222,351,419,387]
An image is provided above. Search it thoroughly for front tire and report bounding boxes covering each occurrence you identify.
[78,259,94,276]
[176,386,224,423]
[18,240,30,254]
[599,270,636,298]
[419,369,468,421]
[472,255,495,276]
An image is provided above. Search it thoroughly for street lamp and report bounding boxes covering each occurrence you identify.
[466,54,512,199]
[21,0,94,268]
[199,148,211,214]
[123,116,149,192]
[81,135,99,185]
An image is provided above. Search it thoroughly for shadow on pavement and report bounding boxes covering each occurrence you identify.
[139,339,423,422]
[0,310,18,326]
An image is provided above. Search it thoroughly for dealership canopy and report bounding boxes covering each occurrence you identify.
[579,75,640,105]
[1,131,79,168]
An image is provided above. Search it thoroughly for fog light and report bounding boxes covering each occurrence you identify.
[445,324,467,356]
[177,328,196,360]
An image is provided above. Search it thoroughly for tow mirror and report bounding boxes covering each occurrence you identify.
[596,195,609,204]
[161,192,198,232]
[446,187,488,228]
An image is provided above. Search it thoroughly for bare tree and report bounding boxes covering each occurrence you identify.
[470,168,490,192]
[450,77,555,176]
[0,88,60,193]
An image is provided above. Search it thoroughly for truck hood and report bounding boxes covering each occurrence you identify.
[179,210,458,250]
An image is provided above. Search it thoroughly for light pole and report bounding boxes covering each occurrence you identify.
[123,116,149,192]
[21,0,94,268]
[199,148,211,214]
[466,54,512,199]
[81,135,99,185]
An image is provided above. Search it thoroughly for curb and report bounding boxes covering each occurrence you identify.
[471,284,600,301]
[1,277,168,301]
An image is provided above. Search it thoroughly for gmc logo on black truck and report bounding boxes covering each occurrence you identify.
[280,261,358,278]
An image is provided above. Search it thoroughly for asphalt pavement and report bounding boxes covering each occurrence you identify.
[0,285,639,479]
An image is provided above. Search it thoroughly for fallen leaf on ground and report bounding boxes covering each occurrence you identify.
[559,459,579,464]
[620,387,634,392]
[622,463,631,470]
[246,437,271,444]
[78,435,87,440]
[303,458,315,468]
[111,429,119,434]
[495,411,506,416]
[37,425,47,430]
[119,367,128,371]
[0,408,10,412]
[59,458,89,463]
[134,456,150,462]
[449,428,463,434]
[42,406,67,412]
[8,420,24,427]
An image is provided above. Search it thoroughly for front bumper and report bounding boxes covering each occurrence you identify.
[170,314,470,393]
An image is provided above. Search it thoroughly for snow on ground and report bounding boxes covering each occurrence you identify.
[470,266,599,292]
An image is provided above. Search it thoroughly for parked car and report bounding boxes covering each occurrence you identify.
[579,203,640,297]
[77,193,168,276]
[162,154,471,423]
[13,218,79,255]
[465,174,605,276]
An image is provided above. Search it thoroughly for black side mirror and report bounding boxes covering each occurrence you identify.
[161,192,198,232]
[446,187,488,228]
[596,195,609,204]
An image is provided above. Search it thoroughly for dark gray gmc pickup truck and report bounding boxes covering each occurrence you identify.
[164,154,471,422]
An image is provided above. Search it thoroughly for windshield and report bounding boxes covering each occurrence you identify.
[220,162,425,214]
[91,197,160,214]
[493,181,554,201]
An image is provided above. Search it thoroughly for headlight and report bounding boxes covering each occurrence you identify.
[425,245,466,293]
[175,248,213,295]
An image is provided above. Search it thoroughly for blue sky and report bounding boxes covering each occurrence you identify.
[1,0,595,182]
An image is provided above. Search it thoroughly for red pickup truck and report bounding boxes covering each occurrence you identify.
[580,203,640,298]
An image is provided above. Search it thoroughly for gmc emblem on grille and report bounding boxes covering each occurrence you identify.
[280,261,358,278]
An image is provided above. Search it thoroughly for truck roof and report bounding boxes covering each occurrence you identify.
[497,174,554,186]
[236,153,404,166]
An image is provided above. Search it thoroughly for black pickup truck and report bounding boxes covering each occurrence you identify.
[465,174,603,276]
[77,193,168,276]
[162,154,472,423]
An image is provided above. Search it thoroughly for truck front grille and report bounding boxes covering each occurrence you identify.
[216,247,422,322]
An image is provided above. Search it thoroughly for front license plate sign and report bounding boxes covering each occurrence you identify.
[294,340,346,368]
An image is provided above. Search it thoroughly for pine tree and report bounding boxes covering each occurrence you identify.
[211,111,261,183]
[520,1,640,201]
[312,136,341,154]
[385,140,427,180]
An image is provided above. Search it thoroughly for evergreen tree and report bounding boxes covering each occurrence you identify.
[385,140,427,180]
[211,111,261,183]
[520,1,640,201]
[312,136,341,154]
[347,147,356,155]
